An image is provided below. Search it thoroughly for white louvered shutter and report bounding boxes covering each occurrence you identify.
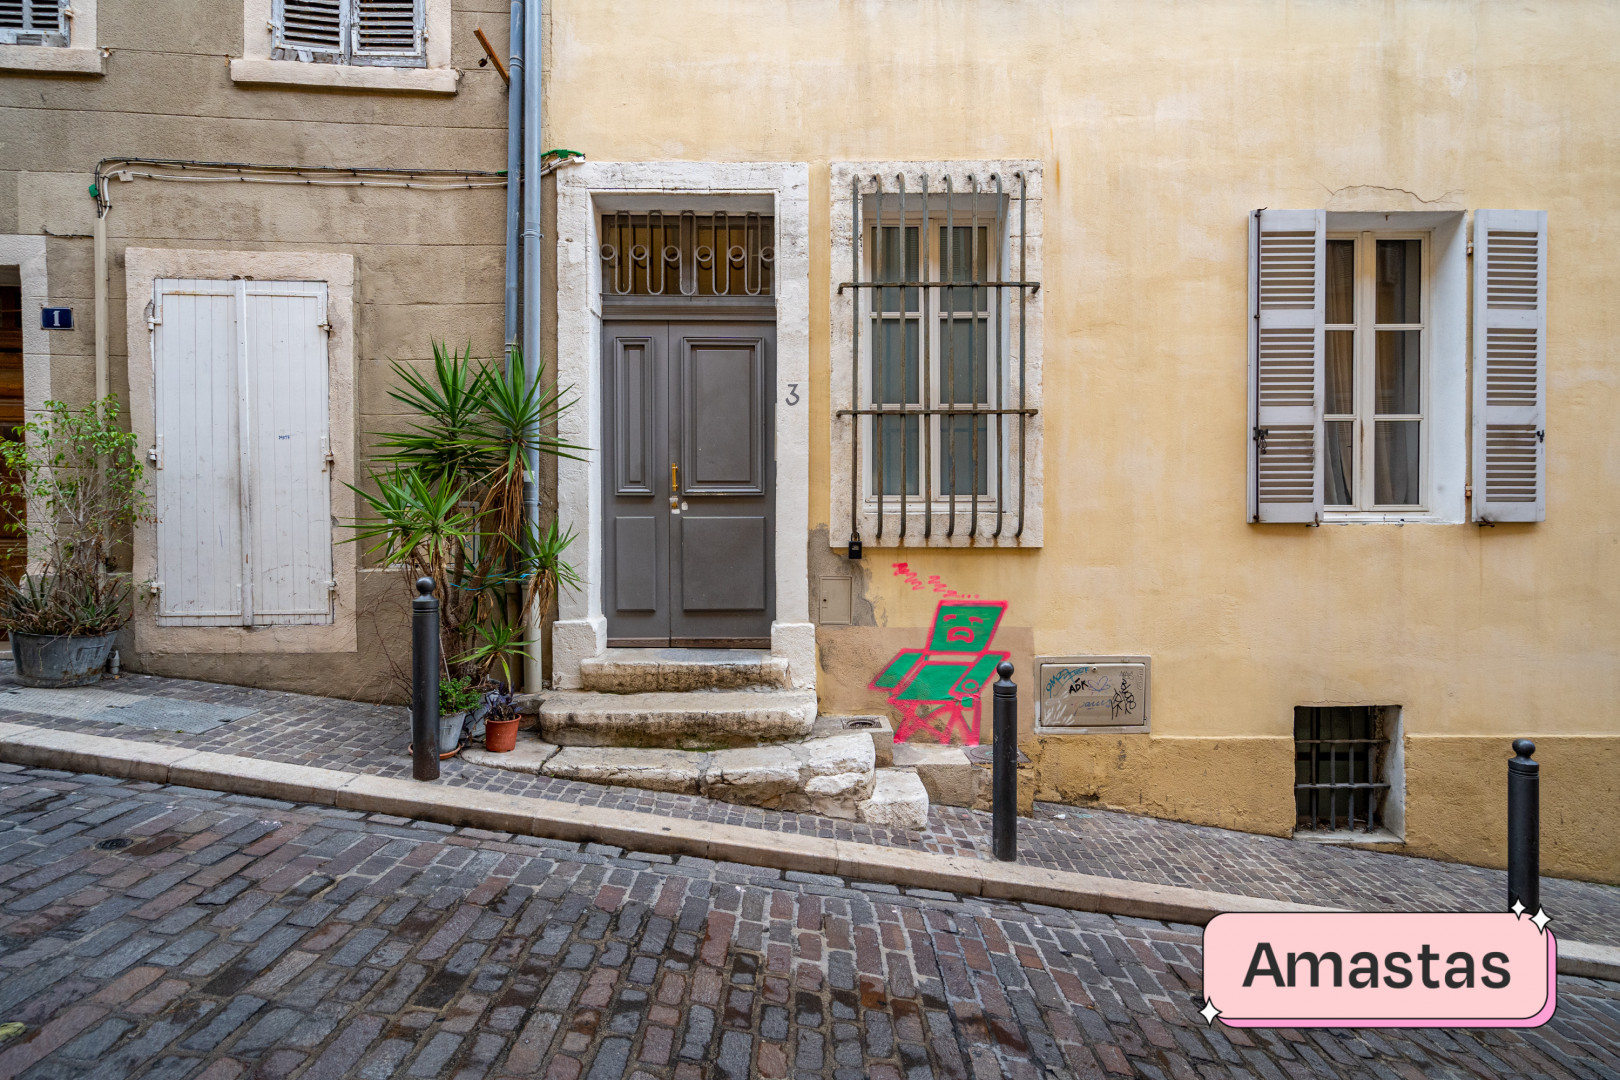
[152,280,246,625]
[1248,209,1325,523]
[276,0,345,60]
[1472,210,1547,523]
[351,0,424,63]
[242,282,334,623]
[0,0,68,46]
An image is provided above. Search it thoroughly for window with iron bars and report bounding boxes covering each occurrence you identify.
[599,211,774,298]
[834,167,1041,549]
[1294,705,1392,834]
[0,0,68,46]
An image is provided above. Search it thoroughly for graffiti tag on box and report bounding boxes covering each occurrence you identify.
[1040,664,1145,727]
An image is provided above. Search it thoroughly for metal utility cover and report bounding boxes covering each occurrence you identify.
[1035,656,1150,733]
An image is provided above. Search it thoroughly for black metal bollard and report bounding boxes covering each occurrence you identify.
[1507,738,1539,915]
[411,578,441,782]
[992,661,1018,862]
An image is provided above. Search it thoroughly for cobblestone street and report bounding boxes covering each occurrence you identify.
[1,668,1616,949]
[0,765,1615,1080]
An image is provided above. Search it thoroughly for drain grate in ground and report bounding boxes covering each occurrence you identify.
[0,686,258,733]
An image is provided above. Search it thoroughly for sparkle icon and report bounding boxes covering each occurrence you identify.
[1531,907,1551,933]
[1199,999,1220,1026]
[1511,899,1526,918]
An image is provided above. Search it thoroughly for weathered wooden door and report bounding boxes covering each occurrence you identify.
[603,320,775,646]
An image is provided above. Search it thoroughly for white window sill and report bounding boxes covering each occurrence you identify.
[0,45,104,75]
[229,58,459,95]
[1321,510,1449,524]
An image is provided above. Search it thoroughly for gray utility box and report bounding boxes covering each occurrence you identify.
[1034,656,1151,734]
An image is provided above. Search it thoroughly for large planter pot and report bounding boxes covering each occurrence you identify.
[11,631,118,688]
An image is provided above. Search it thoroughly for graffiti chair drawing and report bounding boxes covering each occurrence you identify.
[870,601,1009,746]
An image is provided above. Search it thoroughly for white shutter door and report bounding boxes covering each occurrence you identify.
[352,0,424,62]
[1248,209,1325,523]
[152,280,245,625]
[243,282,334,624]
[1472,210,1547,523]
[276,0,345,59]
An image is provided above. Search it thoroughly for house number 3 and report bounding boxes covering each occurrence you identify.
[785,383,800,406]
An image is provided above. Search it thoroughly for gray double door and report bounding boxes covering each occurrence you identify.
[603,319,775,647]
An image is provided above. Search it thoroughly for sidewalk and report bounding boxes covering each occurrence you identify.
[1,664,1616,950]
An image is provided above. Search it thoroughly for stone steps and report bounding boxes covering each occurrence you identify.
[520,689,817,751]
[579,648,790,693]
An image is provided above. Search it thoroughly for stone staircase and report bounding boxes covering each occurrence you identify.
[467,648,930,827]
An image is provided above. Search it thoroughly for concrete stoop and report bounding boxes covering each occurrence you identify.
[578,648,791,693]
[519,688,817,750]
[465,731,929,826]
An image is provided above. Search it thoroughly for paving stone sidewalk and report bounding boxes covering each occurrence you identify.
[0,665,1616,951]
[0,766,1616,1080]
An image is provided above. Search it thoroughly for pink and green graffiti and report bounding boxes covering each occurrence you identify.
[869,600,1009,745]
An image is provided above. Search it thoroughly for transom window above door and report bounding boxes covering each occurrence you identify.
[1323,233,1428,510]
[599,211,774,297]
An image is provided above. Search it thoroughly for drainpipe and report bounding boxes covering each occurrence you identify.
[93,205,108,402]
[521,0,543,691]
[502,1,523,366]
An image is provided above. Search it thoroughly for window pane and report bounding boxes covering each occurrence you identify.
[1325,330,1354,414]
[1325,240,1355,324]
[940,225,988,313]
[941,316,989,496]
[1374,421,1420,505]
[1375,330,1421,414]
[873,226,919,313]
[1375,239,1420,323]
[872,317,919,495]
[1325,420,1355,506]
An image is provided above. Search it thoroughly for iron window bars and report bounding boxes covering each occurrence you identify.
[1294,706,1391,833]
[837,172,1039,544]
[599,211,774,297]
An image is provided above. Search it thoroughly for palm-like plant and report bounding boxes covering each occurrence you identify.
[350,343,581,687]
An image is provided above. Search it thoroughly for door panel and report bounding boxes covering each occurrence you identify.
[603,319,775,646]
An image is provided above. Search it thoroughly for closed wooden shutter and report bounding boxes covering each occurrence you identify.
[152,281,246,624]
[351,0,424,63]
[1248,209,1325,523]
[151,279,334,627]
[276,0,345,59]
[1472,210,1547,523]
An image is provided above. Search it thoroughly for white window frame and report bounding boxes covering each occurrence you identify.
[0,0,101,75]
[1323,229,1431,514]
[830,161,1045,550]
[233,0,457,94]
[860,215,1010,511]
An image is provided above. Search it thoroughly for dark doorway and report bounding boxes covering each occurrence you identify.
[0,273,24,599]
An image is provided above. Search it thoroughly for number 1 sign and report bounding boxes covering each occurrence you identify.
[40,307,73,330]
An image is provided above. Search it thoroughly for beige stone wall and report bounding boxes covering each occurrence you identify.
[0,0,520,698]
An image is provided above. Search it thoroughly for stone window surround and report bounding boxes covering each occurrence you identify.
[123,247,359,656]
[232,0,457,94]
[0,0,102,75]
[829,160,1046,550]
[552,162,814,690]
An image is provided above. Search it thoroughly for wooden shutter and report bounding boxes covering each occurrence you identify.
[1472,210,1547,523]
[276,0,345,59]
[0,0,68,45]
[1248,209,1325,523]
[152,280,246,625]
[351,0,424,63]
[242,282,334,623]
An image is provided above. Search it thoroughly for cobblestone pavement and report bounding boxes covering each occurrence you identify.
[0,767,1616,1080]
[1,666,1617,951]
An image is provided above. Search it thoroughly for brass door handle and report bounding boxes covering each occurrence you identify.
[671,463,678,493]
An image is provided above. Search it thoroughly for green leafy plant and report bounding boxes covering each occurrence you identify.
[350,343,581,688]
[0,398,148,636]
[438,675,485,715]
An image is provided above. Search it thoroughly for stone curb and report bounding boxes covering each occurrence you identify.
[0,722,1614,982]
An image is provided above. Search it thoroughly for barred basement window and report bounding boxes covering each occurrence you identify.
[598,211,774,297]
[0,0,68,46]
[835,169,1040,546]
[1294,706,1392,834]
[273,0,425,67]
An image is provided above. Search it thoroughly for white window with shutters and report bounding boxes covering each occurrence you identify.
[0,0,67,46]
[1248,209,1476,525]
[150,278,335,627]
[1472,211,1548,523]
[272,0,424,67]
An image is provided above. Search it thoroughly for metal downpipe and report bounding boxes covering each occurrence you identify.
[521,0,543,691]
[502,1,523,365]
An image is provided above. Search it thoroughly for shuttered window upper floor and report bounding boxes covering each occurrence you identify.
[233,0,457,93]
[0,0,101,73]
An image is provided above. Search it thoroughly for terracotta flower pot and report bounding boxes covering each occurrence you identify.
[483,716,519,753]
